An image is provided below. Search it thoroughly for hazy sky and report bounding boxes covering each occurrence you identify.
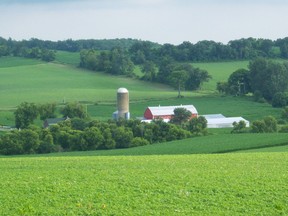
[0,0,287,45]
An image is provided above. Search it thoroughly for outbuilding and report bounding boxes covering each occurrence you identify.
[144,105,198,121]
[202,114,250,128]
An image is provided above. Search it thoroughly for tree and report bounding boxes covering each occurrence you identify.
[231,120,247,133]
[249,58,288,100]
[141,61,157,81]
[38,103,56,120]
[216,81,229,94]
[227,68,251,95]
[20,129,40,154]
[83,127,104,150]
[113,126,133,148]
[169,70,189,97]
[170,108,192,126]
[272,92,287,108]
[0,131,23,155]
[61,102,86,119]
[108,47,134,76]
[14,102,38,129]
[187,116,207,135]
[182,64,211,91]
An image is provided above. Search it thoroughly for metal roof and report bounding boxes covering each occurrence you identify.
[148,105,198,116]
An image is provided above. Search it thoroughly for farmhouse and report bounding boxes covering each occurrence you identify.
[143,105,198,121]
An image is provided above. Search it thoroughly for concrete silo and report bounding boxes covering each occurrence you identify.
[113,88,130,120]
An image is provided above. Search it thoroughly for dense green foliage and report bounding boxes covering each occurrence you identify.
[220,59,288,104]
[0,153,287,215]
[0,117,208,155]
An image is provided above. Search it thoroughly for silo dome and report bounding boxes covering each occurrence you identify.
[117,88,129,93]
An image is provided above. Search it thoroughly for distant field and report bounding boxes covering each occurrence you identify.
[54,51,80,66]
[0,57,283,124]
[193,61,249,91]
[0,153,287,215]
[0,58,173,108]
[0,56,43,68]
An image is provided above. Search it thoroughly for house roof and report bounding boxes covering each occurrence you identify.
[147,105,198,116]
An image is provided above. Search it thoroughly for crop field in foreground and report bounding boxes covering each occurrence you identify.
[0,153,287,215]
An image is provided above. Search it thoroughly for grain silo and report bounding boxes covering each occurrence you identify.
[113,88,130,120]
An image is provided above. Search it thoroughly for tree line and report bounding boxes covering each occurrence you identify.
[2,36,288,60]
[0,103,208,155]
[217,58,288,106]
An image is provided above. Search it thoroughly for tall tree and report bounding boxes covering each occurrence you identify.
[249,58,288,100]
[14,102,39,129]
[169,70,189,97]
[170,108,192,126]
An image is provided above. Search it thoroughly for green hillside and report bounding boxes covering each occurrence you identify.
[0,57,173,108]
[194,61,249,91]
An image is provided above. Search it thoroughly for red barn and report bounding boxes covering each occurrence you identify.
[144,105,198,120]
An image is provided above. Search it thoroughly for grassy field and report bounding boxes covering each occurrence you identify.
[0,57,283,125]
[0,56,43,68]
[193,61,249,92]
[0,153,287,215]
[0,58,174,109]
[54,51,81,66]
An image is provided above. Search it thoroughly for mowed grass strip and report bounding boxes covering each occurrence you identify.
[0,153,287,215]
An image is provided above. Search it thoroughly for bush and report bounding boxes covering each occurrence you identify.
[251,116,277,133]
[130,137,150,147]
[281,107,288,120]
[253,90,266,103]
[279,125,288,133]
[251,120,266,133]
[272,92,287,108]
[231,120,247,133]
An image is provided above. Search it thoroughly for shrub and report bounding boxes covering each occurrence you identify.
[281,107,288,120]
[130,137,150,147]
[251,120,266,133]
[231,120,247,133]
[279,125,288,133]
[272,92,287,108]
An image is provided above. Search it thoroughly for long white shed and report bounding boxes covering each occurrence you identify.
[202,114,250,128]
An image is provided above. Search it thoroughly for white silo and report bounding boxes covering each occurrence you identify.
[113,88,130,120]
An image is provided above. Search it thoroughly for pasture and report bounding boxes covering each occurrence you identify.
[0,153,287,215]
[193,61,249,91]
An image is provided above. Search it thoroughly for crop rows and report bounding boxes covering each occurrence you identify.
[0,153,287,215]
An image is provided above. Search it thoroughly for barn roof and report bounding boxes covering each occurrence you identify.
[147,105,198,116]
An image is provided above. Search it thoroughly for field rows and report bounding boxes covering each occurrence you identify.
[0,153,287,215]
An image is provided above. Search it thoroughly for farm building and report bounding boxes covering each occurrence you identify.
[202,114,250,128]
[143,105,198,121]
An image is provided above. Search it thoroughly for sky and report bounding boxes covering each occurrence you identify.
[0,0,287,45]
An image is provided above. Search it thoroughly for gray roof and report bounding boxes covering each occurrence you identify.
[148,105,198,116]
